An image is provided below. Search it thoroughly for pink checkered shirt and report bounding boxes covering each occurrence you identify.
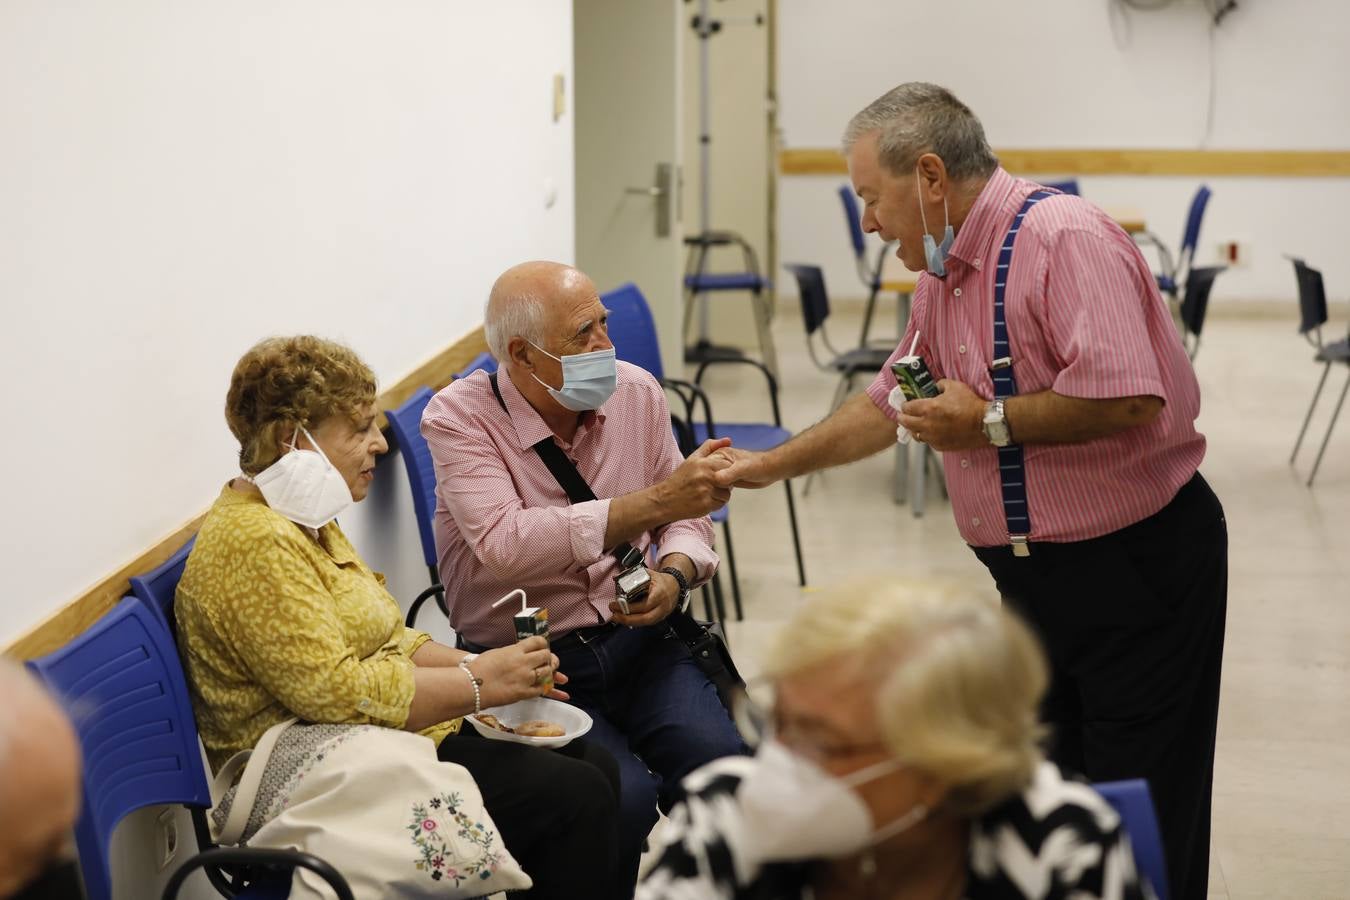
[421,361,717,647]
[865,168,1207,547]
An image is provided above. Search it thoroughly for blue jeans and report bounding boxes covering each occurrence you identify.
[543,623,747,891]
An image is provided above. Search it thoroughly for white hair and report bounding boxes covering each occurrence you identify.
[842,82,999,182]
[484,289,547,362]
[765,578,1048,816]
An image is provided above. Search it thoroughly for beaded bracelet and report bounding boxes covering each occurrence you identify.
[458,657,484,715]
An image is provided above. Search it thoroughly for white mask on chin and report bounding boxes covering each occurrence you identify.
[735,738,928,865]
[249,427,353,529]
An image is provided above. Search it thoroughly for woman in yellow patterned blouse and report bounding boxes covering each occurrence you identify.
[176,335,621,899]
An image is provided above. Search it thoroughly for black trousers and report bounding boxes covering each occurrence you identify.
[437,730,624,900]
[972,473,1227,900]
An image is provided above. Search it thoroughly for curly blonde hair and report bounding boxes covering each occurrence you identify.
[225,336,377,475]
[763,579,1049,817]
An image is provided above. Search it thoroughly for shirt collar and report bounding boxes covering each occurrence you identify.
[495,367,606,452]
[946,167,1019,271]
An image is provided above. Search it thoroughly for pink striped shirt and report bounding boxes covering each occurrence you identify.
[865,168,1206,547]
[421,361,717,647]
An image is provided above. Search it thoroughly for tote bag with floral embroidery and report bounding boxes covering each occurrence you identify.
[210,718,532,899]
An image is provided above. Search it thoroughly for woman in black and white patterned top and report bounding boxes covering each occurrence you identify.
[638,581,1158,900]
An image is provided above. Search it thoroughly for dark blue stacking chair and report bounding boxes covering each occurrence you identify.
[127,536,195,634]
[1094,779,1169,900]
[682,230,778,377]
[838,185,901,349]
[1178,265,1226,360]
[26,598,352,900]
[1289,258,1350,486]
[606,282,806,607]
[1143,185,1213,308]
[386,352,498,628]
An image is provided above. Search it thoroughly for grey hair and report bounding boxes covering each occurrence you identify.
[484,290,547,362]
[842,82,998,182]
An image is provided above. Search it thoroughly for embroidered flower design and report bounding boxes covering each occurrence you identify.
[409,795,502,887]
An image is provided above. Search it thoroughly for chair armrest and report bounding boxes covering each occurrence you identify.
[691,357,783,427]
[662,377,720,441]
[163,847,355,900]
[404,583,448,629]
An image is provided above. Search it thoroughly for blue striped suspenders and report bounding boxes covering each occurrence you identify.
[992,190,1052,557]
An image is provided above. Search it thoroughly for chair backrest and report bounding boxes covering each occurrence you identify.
[603,282,665,380]
[783,263,831,337]
[385,387,439,570]
[127,537,196,635]
[1042,178,1081,196]
[1093,779,1169,900]
[1179,265,1225,342]
[1292,257,1328,338]
[838,185,866,261]
[455,351,498,379]
[1178,184,1213,270]
[26,598,212,900]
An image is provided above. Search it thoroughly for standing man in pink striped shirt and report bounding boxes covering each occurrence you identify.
[421,261,748,895]
[718,83,1225,900]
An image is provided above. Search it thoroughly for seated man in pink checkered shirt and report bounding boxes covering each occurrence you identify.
[717,83,1225,900]
[420,260,748,894]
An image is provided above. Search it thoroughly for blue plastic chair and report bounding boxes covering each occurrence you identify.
[606,282,806,605]
[1147,185,1213,304]
[385,353,498,629]
[26,598,352,900]
[1093,779,1169,900]
[838,185,900,348]
[127,536,195,634]
[1178,265,1226,359]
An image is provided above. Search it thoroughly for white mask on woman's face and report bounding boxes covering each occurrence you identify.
[735,738,928,865]
[251,427,352,529]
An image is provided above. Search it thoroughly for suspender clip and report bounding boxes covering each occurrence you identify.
[1010,535,1031,557]
[992,356,1013,370]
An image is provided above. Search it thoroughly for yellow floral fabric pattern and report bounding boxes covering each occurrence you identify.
[177,485,459,771]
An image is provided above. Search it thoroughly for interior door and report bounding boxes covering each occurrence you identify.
[574,0,684,372]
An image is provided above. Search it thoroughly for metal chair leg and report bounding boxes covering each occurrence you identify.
[783,479,807,586]
[1307,369,1350,487]
[708,569,728,627]
[1292,362,1332,464]
[720,518,745,621]
[751,287,779,381]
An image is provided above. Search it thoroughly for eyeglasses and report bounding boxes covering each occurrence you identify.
[730,683,890,765]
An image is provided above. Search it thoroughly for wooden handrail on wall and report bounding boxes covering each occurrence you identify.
[780,148,1350,178]
[5,327,490,661]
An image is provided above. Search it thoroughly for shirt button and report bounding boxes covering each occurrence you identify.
[960,458,970,469]
[953,287,963,297]
[959,344,967,354]
[358,699,371,710]
[972,517,981,527]
[973,258,983,269]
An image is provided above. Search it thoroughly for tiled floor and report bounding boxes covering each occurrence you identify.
[678,306,1350,900]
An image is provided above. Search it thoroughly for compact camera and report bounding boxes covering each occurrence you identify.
[613,547,651,615]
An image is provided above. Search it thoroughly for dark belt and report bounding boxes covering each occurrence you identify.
[459,620,620,655]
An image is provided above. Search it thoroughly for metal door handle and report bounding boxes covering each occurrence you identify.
[621,163,673,238]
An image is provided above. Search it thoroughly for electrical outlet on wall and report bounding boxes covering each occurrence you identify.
[1218,240,1248,268]
[155,809,179,871]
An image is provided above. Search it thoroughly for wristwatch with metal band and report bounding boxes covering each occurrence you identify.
[983,398,1012,447]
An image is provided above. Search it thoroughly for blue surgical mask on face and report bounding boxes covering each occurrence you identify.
[916,169,954,277]
[530,343,618,411]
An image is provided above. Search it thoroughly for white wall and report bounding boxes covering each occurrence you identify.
[0,1,574,647]
[777,0,1350,306]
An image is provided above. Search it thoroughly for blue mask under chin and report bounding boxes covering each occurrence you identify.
[916,169,954,277]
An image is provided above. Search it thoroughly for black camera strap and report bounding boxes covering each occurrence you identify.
[488,372,742,703]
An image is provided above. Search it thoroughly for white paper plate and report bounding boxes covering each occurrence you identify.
[465,697,593,749]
